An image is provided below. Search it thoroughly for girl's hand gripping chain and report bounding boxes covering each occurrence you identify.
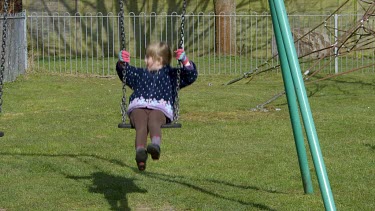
[174,48,190,66]
[118,50,130,63]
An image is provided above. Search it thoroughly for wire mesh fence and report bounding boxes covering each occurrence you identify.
[12,11,375,77]
[0,12,27,82]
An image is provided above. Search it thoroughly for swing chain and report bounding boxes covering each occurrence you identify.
[119,0,128,124]
[120,64,128,124]
[173,0,186,122]
[174,68,181,122]
[0,0,9,113]
[119,0,126,50]
[179,0,186,50]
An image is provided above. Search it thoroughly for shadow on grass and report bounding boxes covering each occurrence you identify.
[363,143,375,151]
[0,152,143,210]
[0,152,279,210]
[272,75,374,107]
[205,178,285,194]
[67,172,147,210]
[140,171,279,210]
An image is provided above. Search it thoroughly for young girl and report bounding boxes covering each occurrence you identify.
[116,42,198,171]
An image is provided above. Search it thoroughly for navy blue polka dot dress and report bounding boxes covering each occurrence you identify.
[116,62,198,121]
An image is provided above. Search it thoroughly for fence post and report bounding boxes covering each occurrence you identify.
[24,11,28,70]
[334,14,338,74]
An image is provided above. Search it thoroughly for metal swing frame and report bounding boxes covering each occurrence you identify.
[0,0,8,137]
[117,0,186,129]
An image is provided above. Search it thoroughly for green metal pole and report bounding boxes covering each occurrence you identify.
[271,0,336,210]
[269,0,313,194]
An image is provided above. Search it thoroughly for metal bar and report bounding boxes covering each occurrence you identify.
[100,13,104,76]
[85,15,88,74]
[52,14,55,72]
[75,13,78,74]
[271,0,336,210]
[24,11,28,71]
[80,14,82,74]
[334,14,339,74]
[30,15,34,72]
[269,0,314,195]
[91,15,93,74]
[41,13,44,71]
[36,16,39,71]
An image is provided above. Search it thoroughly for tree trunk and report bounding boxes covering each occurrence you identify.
[214,0,236,56]
[1,0,23,13]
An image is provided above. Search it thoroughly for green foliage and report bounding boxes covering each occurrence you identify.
[0,70,374,210]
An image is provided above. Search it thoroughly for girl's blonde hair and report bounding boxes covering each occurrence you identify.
[145,42,172,65]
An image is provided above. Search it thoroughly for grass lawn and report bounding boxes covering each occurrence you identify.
[0,70,374,210]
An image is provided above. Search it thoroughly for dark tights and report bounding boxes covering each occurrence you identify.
[130,108,167,149]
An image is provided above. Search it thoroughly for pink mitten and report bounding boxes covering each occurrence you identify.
[174,49,189,65]
[118,50,130,63]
